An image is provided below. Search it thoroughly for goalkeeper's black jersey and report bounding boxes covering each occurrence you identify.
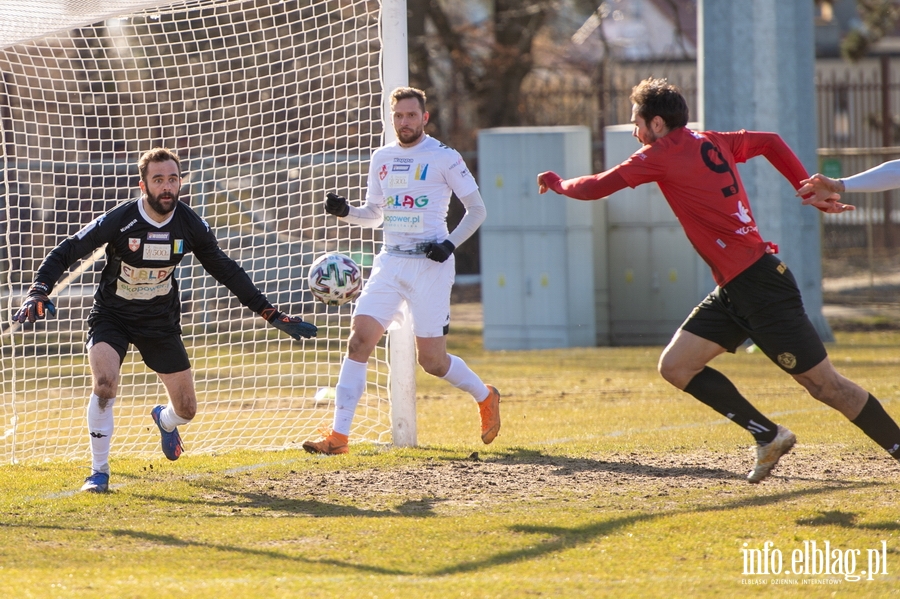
[34,198,268,334]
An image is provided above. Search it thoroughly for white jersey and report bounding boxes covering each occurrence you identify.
[842,159,900,193]
[364,135,479,249]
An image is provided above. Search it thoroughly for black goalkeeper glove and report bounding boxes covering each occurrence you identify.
[263,309,317,340]
[423,240,455,263]
[12,282,57,324]
[324,192,350,217]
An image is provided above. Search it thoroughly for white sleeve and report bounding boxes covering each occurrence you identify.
[842,160,900,193]
[342,202,384,229]
[445,189,486,248]
[340,158,386,228]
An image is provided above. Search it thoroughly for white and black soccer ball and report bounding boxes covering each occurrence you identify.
[307,252,363,306]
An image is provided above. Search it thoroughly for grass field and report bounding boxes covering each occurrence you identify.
[2,321,900,598]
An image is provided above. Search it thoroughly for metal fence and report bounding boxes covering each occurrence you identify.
[518,58,900,255]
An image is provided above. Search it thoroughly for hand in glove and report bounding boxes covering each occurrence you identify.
[12,282,56,324]
[423,240,455,263]
[263,309,318,340]
[324,192,350,217]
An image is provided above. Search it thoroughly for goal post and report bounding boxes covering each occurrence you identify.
[379,0,417,448]
[0,0,416,464]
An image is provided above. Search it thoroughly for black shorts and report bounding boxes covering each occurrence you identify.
[86,313,191,374]
[680,254,827,375]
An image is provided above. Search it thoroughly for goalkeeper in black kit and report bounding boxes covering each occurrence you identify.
[12,147,317,493]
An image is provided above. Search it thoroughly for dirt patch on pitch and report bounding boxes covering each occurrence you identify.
[231,448,899,515]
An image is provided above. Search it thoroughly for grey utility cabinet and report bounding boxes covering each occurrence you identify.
[603,124,711,345]
[478,126,602,350]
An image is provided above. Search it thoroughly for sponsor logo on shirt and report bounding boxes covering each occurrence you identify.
[147,231,170,241]
[129,238,141,252]
[732,201,758,236]
[143,243,171,261]
[388,173,409,189]
[733,201,753,224]
[115,278,173,301]
[120,264,175,284]
[383,211,424,232]
[392,164,411,172]
[173,239,184,254]
[386,194,429,208]
[119,218,137,233]
[414,164,428,180]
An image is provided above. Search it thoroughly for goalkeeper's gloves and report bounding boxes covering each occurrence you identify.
[423,240,455,263]
[12,282,56,324]
[324,192,350,217]
[262,308,317,340]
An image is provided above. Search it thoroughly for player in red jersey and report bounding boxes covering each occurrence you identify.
[538,77,900,483]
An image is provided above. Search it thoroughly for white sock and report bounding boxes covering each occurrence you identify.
[442,354,490,402]
[332,358,368,436]
[160,404,191,432]
[87,393,114,475]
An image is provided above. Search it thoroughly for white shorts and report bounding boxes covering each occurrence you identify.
[354,252,454,338]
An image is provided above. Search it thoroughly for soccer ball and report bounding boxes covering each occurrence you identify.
[307,253,363,306]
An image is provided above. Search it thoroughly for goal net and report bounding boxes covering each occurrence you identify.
[0,0,394,463]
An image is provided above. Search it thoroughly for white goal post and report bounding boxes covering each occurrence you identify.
[0,0,416,463]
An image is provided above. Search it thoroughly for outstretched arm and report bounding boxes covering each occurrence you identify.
[13,216,110,323]
[799,160,900,197]
[196,245,316,339]
[537,169,629,200]
[793,175,855,214]
[738,131,854,214]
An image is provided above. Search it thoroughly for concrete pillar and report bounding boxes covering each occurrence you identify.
[699,0,833,341]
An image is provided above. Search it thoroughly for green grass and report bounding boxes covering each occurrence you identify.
[3,327,900,597]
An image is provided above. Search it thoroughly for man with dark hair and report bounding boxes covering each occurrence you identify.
[538,77,900,482]
[13,147,317,492]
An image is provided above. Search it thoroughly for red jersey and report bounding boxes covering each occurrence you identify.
[543,128,811,286]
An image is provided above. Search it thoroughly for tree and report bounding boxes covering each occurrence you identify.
[829,0,900,61]
[407,0,556,146]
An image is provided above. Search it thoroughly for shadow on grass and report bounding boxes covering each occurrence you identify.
[797,510,900,532]
[486,446,744,481]
[430,482,882,576]
[0,521,408,575]
[129,480,448,519]
[7,451,890,579]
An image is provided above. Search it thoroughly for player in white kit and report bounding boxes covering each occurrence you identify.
[303,86,500,454]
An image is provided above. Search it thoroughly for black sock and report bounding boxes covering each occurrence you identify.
[851,394,900,459]
[682,366,778,444]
